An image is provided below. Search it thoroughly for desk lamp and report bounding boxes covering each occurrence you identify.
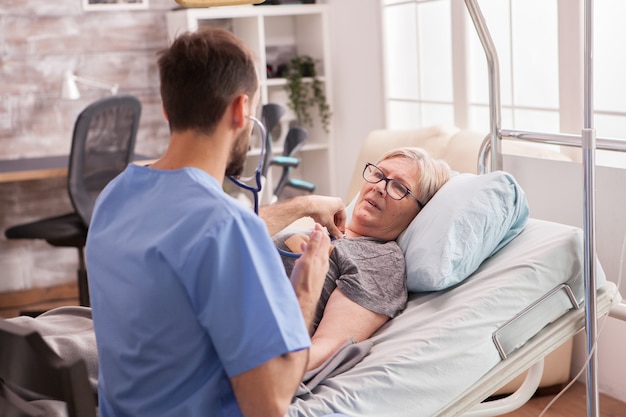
[175,0,264,7]
[61,70,119,100]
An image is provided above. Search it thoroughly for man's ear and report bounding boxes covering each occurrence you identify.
[162,104,169,122]
[230,93,249,129]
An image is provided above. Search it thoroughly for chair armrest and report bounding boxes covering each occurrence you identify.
[271,156,300,168]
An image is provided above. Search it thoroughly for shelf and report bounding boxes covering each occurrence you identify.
[171,4,329,20]
[264,76,326,87]
[247,142,328,157]
[264,78,288,87]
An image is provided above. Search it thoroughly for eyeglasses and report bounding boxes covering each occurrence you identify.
[362,162,424,208]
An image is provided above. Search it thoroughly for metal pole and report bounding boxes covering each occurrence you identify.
[463,2,600,414]
[463,0,502,172]
[582,0,599,415]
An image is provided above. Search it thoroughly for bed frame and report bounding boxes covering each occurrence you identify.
[464,0,626,415]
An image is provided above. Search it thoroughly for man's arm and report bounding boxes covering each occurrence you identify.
[259,195,346,238]
[230,224,331,417]
[231,350,309,417]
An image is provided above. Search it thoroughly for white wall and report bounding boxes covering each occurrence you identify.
[327,0,385,201]
[504,154,626,402]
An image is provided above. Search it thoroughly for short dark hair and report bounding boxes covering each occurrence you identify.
[157,27,258,134]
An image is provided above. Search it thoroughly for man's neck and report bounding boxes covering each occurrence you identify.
[151,128,231,184]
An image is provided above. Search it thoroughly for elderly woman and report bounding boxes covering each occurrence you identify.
[275,147,451,372]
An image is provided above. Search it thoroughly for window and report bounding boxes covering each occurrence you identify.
[382,0,454,128]
[381,0,626,163]
[467,0,559,133]
[595,0,626,135]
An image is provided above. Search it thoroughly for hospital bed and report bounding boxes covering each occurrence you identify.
[288,221,618,417]
[284,124,622,417]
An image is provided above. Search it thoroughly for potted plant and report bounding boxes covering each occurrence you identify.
[282,55,331,133]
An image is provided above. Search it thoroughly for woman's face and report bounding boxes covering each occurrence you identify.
[350,156,421,241]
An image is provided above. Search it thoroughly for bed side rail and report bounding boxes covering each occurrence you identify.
[492,283,580,361]
[477,130,626,175]
[435,283,621,417]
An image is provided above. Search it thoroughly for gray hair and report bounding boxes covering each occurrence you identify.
[376,147,451,207]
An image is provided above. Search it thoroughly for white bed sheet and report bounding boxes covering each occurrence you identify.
[288,218,606,417]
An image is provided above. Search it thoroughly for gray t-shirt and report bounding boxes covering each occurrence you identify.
[274,232,408,331]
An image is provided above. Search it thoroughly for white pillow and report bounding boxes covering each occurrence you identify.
[346,171,529,292]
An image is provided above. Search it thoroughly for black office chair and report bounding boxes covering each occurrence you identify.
[271,126,316,199]
[4,95,142,308]
[0,318,97,417]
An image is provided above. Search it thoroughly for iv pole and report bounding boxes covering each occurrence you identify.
[463,0,600,415]
[582,0,599,415]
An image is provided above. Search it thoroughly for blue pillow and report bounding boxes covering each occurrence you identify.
[346,171,529,292]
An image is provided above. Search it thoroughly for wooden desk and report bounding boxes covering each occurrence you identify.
[0,156,69,183]
[0,155,156,183]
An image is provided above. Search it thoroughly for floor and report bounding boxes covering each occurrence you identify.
[501,382,626,417]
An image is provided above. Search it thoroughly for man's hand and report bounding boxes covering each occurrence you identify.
[259,195,346,238]
[289,223,331,334]
[304,196,346,239]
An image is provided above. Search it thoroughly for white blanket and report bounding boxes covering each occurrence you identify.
[288,218,604,416]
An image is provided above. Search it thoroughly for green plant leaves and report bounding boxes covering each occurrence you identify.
[283,55,331,133]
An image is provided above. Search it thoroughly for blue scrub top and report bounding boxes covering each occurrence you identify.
[86,164,311,417]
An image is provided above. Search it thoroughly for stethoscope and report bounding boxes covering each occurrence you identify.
[227,115,302,259]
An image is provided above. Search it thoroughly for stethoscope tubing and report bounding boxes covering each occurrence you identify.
[227,115,302,259]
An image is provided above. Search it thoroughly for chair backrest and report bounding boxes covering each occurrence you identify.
[0,319,96,417]
[68,95,142,226]
[260,103,286,176]
[283,126,308,157]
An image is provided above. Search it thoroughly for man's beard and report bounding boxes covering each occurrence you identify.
[225,120,252,178]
